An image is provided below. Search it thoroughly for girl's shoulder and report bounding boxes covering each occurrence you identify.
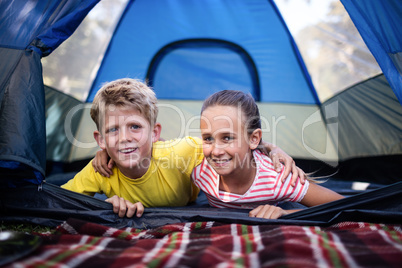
[253,150,274,166]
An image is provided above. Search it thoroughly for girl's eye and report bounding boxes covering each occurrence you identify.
[223,136,233,142]
[203,137,212,143]
[130,124,140,130]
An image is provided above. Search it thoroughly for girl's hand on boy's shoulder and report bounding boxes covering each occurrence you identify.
[92,149,114,177]
[284,165,307,187]
[265,142,307,186]
[105,195,144,218]
[249,204,288,219]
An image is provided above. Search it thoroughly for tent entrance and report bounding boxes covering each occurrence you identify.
[147,39,260,100]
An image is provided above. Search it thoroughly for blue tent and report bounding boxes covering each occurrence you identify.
[42,0,401,183]
[342,1,402,104]
[0,0,99,183]
[0,0,401,227]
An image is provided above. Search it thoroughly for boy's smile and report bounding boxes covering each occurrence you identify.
[94,106,160,179]
[119,148,138,154]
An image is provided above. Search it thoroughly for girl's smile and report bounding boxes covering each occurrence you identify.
[200,105,260,183]
[211,157,232,168]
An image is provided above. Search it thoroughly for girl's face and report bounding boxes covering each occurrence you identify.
[200,105,261,178]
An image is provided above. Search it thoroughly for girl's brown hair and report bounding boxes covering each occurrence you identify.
[201,90,261,136]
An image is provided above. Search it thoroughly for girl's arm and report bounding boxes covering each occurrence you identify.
[249,205,300,219]
[93,139,307,184]
[249,183,344,219]
[92,149,114,177]
[299,182,344,207]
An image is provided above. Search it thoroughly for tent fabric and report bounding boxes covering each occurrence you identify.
[51,99,334,165]
[0,0,401,231]
[87,0,319,104]
[340,0,402,104]
[0,0,99,180]
[323,74,402,160]
[1,181,402,229]
[147,39,261,100]
[59,74,401,168]
[45,85,83,163]
[0,1,100,55]
[0,48,46,182]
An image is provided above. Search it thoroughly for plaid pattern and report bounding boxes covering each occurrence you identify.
[9,219,402,267]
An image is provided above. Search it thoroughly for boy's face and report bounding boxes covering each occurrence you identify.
[94,106,160,178]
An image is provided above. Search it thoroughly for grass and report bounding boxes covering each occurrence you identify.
[0,222,55,234]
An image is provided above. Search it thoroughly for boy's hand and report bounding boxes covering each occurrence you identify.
[249,205,288,219]
[261,141,307,186]
[105,195,144,218]
[92,149,114,177]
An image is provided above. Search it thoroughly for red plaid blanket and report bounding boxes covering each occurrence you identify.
[8,219,402,267]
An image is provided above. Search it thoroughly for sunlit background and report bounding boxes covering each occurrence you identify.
[42,0,381,102]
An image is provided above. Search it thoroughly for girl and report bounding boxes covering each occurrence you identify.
[191,90,343,219]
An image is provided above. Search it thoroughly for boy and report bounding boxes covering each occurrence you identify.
[63,78,305,218]
[62,78,204,218]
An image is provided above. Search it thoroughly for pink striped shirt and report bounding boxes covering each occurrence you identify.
[191,150,309,209]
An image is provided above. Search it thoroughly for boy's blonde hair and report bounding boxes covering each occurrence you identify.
[90,78,158,131]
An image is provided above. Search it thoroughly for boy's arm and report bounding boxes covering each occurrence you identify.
[93,138,307,184]
[260,141,307,186]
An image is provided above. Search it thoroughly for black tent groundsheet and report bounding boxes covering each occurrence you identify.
[0,0,401,235]
[1,181,402,229]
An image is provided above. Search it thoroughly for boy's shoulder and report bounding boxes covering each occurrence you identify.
[153,136,202,151]
[152,136,203,166]
[75,160,121,181]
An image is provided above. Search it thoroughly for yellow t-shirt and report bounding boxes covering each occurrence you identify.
[61,137,204,207]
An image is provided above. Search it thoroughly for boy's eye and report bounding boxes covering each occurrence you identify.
[130,124,141,130]
[107,127,117,133]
